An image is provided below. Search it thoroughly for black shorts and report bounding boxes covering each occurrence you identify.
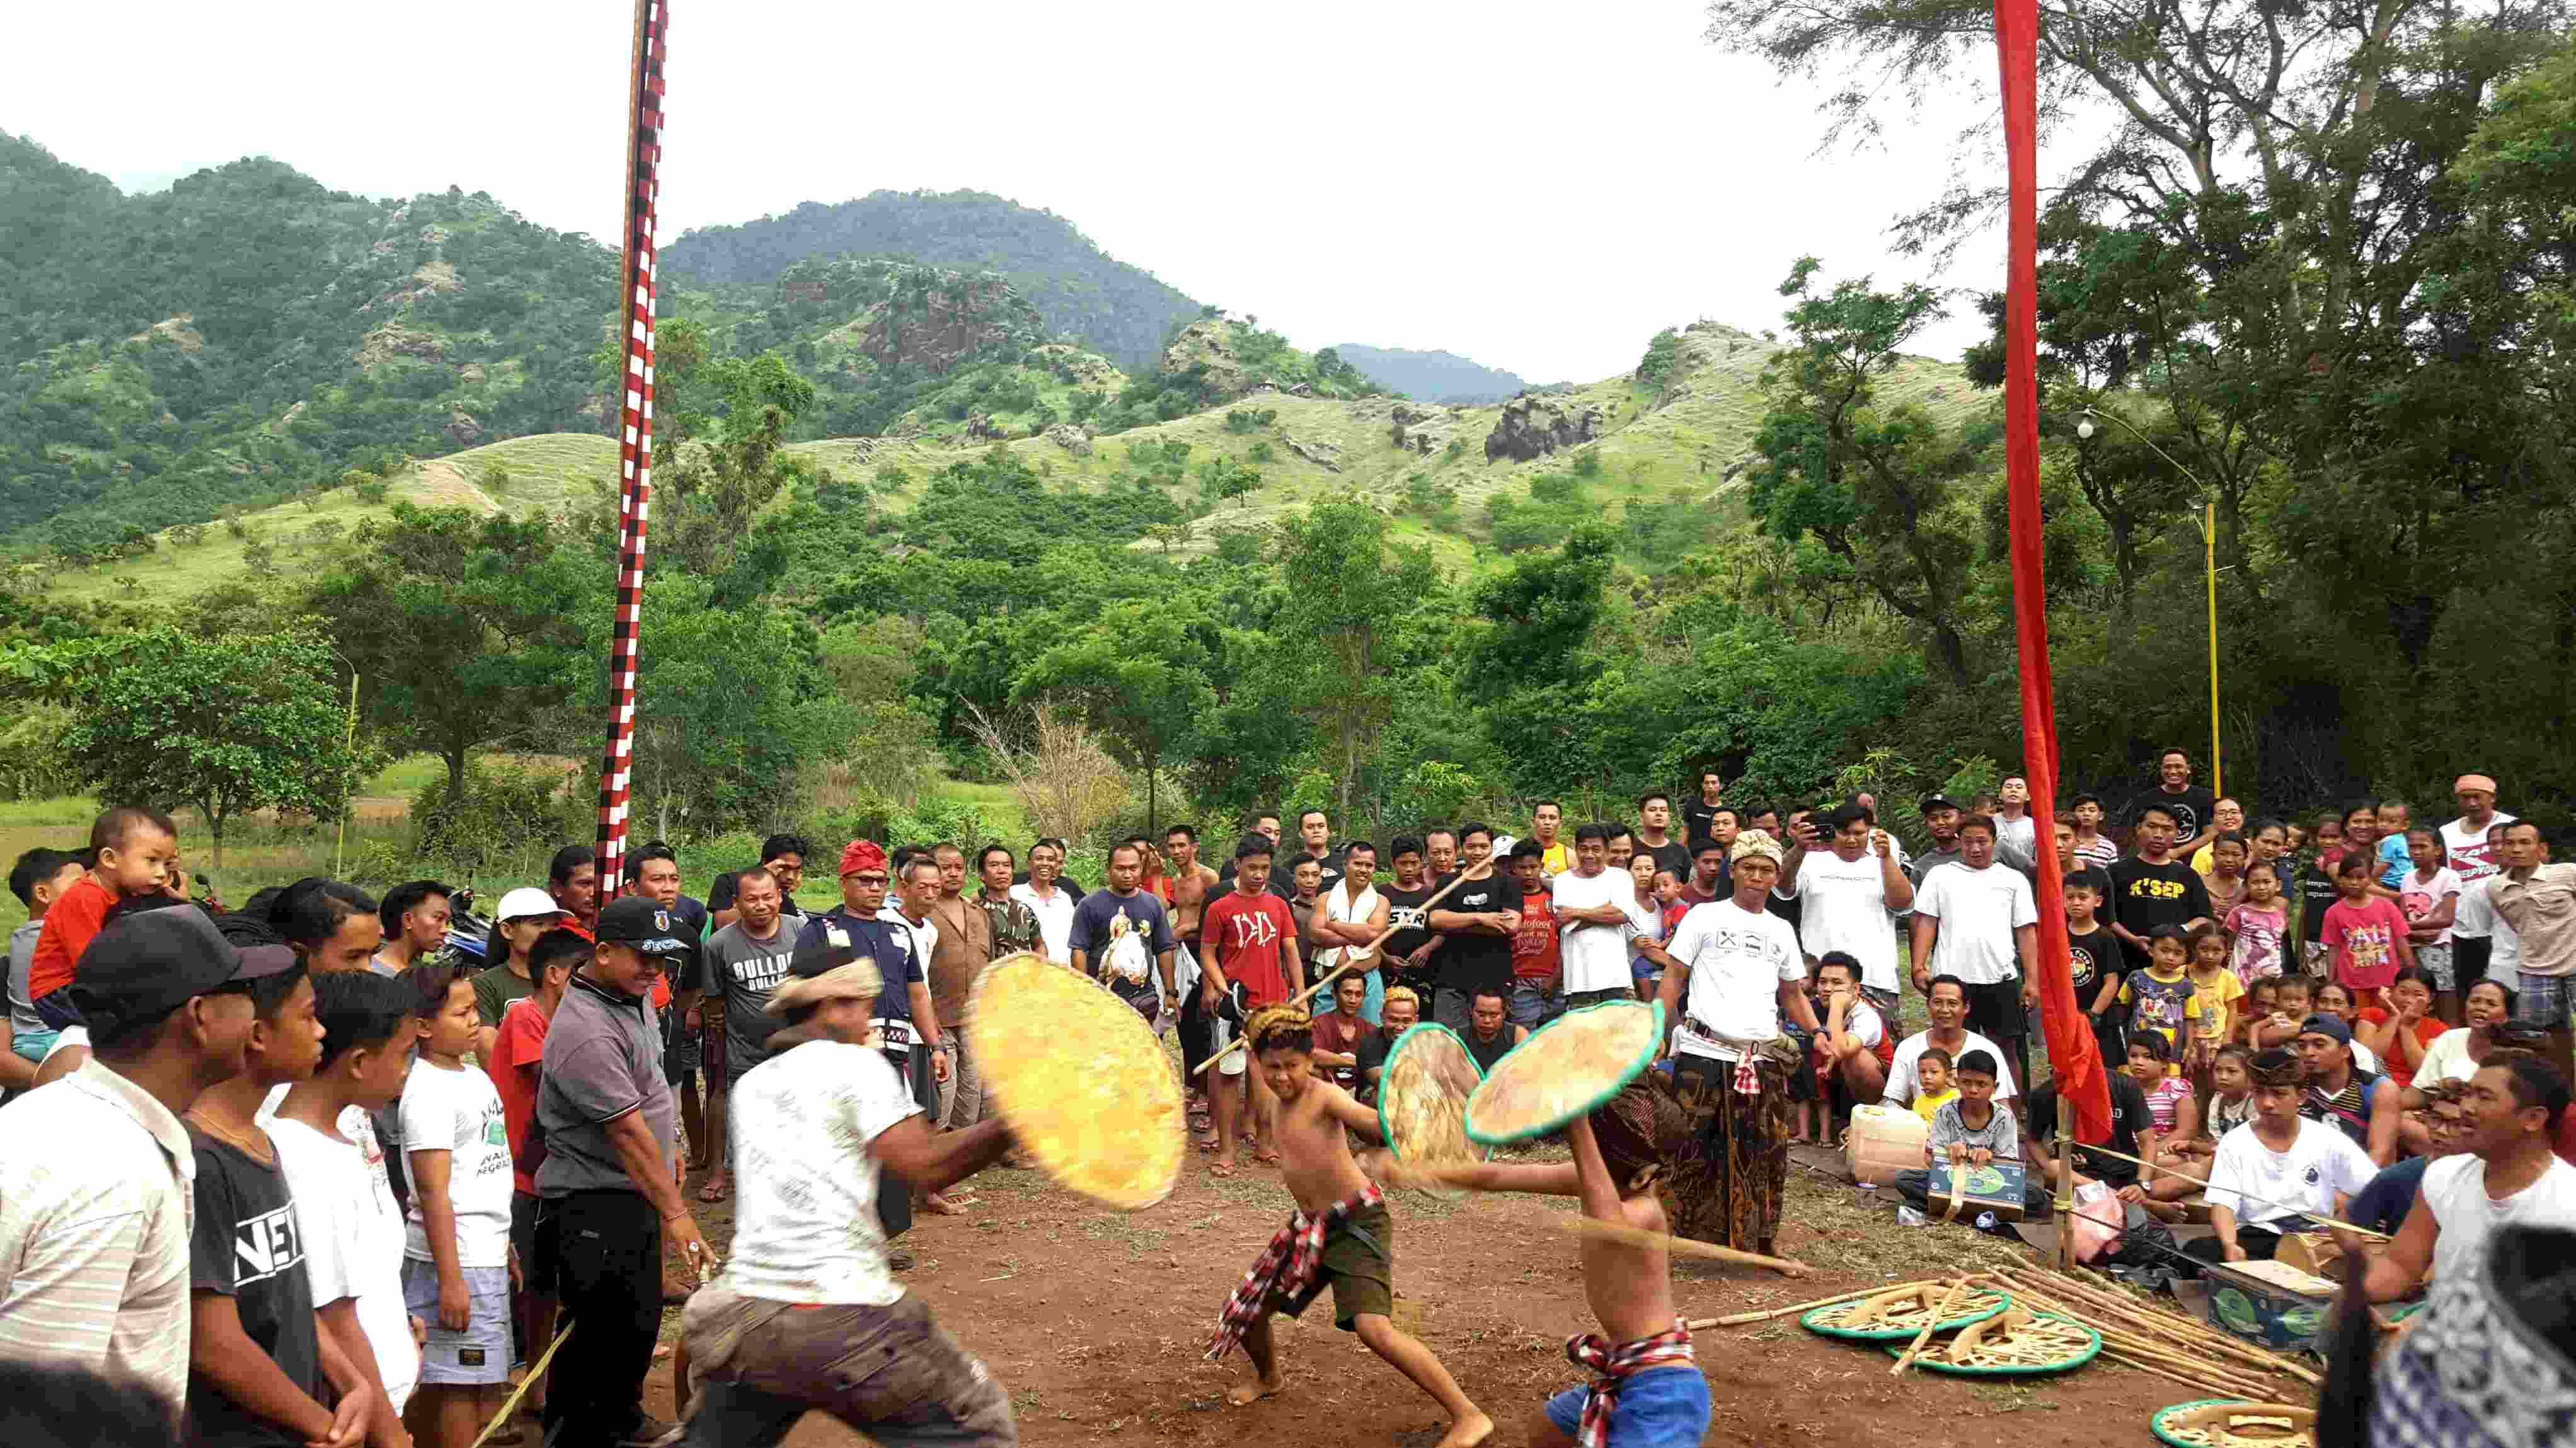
[1964,980,2028,1040]
[512,1190,556,1294]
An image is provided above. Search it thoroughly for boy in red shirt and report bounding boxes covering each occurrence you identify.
[27,805,179,1031]
[484,928,585,1425]
[1201,837,1302,1178]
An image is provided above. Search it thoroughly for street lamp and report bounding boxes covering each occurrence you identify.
[2074,406,2224,798]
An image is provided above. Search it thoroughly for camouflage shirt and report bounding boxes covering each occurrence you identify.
[977,889,1043,959]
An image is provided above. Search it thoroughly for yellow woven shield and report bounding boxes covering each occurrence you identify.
[1376,1023,1491,1200]
[966,951,1183,1210]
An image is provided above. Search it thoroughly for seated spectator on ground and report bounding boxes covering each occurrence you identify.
[1894,1052,2045,1217]
[1885,975,2019,1108]
[2345,1081,2471,1238]
[1352,987,1420,1105]
[2025,1055,2160,1198]
[1909,1047,1958,1125]
[2184,1049,2377,1270]
[1308,973,1371,1089]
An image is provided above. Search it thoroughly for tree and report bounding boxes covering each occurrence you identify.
[1469,524,1619,789]
[299,503,594,800]
[0,628,371,880]
[1013,601,1215,836]
[1269,497,1444,822]
[1743,259,1990,687]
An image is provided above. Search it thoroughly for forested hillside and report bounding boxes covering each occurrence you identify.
[0,135,615,553]
[661,190,1204,371]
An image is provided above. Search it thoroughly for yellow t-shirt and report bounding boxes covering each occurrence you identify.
[2190,965,2246,1043]
[1912,1089,1959,1125]
[1542,841,1572,876]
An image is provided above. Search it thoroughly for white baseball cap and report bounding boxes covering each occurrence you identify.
[496,886,568,922]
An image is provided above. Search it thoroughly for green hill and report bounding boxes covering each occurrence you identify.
[0,135,618,553]
[16,318,1975,608]
[660,190,1204,371]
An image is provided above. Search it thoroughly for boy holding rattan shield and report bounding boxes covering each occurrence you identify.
[1382,1078,1710,1447]
[1208,1004,1492,1447]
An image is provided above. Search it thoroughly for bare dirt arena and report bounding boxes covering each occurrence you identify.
[647,1156,2194,1447]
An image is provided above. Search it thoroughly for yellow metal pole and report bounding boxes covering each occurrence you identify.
[333,672,359,877]
[2205,504,2221,798]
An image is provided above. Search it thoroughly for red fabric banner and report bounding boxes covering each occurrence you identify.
[594,0,669,904]
[1994,0,2110,1141]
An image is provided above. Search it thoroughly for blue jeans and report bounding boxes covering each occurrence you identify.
[1509,980,1563,1030]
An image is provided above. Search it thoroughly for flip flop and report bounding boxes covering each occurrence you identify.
[696,1175,729,1204]
[1208,1161,1238,1178]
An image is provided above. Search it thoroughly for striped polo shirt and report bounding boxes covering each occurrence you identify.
[0,1056,197,1418]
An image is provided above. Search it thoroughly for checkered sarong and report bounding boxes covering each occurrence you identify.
[1565,1319,1696,1448]
[1205,1182,1384,1360]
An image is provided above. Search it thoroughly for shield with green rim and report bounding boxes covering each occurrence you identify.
[1464,999,1665,1146]
[1376,1022,1490,1199]
[1802,1284,2013,1340]
[1876,1312,2103,1375]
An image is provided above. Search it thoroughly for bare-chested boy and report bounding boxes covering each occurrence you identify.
[1389,1079,1710,1446]
[1208,1006,1492,1447]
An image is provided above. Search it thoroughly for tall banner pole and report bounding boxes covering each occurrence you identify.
[2205,503,2222,798]
[1995,0,2110,1144]
[595,0,668,905]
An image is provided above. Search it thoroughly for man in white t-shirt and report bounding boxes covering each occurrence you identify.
[2439,774,2515,883]
[1009,839,1080,964]
[1908,817,2041,1094]
[1776,803,1914,1012]
[1810,953,1890,1110]
[1885,975,2020,1106]
[678,933,1021,1445]
[1636,830,1819,1256]
[2185,1049,2378,1268]
[2355,1056,2576,1299]
[1552,824,1650,1008]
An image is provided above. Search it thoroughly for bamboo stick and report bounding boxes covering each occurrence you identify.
[1550,1215,1815,1277]
[1692,1278,1952,1328]
[2001,1268,2320,1386]
[1891,1278,1970,1376]
[2023,1267,2322,1381]
[1192,865,1481,1076]
[2101,1349,2267,1399]
[2061,1145,2391,1239]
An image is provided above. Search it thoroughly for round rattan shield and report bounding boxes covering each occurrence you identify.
[1376,1023,1491,1200]
[1802,1283,2013,1340]
[1463,999,1665,1146]
[2149,1400,2314,1448]
[1877,1309,2102,1376]
[966,951,1183,1210]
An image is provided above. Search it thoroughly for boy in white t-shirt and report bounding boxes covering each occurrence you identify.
[2185,1048,2377,1268]
[270,971,425,1423]
[400,967,516,1447]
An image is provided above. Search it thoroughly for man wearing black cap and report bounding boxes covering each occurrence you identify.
[2296,1011,2401,1167]
[676,932,1021,1447]
[0,909,276,1425]
[534,896,710,1448]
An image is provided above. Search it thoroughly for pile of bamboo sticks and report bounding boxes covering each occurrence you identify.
[1988,1265,2318,1401]
[1691,1260,2320,1408]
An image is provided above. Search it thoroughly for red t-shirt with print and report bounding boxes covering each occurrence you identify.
[1203,890,1297,1007]
[486,994,555,1193]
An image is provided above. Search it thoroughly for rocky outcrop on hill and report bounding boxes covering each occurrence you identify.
[355,325,447,368]
[1484,394,1604,462]
[858,272,1029,377]
[1044,423,1094,457]
[1386,401,1463,456]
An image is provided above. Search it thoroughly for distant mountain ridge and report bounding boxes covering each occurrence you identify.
[661,190,1203,372]
[1329,345,1530,405]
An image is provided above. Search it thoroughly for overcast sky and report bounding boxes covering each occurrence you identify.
[6,0,2021,382]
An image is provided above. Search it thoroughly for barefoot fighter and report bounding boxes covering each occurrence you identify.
[1208,1004,1492,1447]
[676,931,1022,1446]
[1412,1080,1710,1447]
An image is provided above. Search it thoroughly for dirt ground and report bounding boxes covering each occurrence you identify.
[623,1145,2211,1447]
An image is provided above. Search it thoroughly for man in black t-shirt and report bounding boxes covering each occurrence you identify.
[1680,771,1726,854]
[1377,836,1445,999]
[1425,823,1521,1035]
[2024,1071,2159,1192]
[2128,748,2219,857]
[2108,803,2215,973]
[1636,791,1693,883]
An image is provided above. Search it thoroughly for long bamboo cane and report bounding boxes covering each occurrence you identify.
[1193,864,1487,1076]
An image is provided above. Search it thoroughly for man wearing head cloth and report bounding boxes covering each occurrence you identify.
[676,931,1022,1447]
[1634,830,1822,1256]
[795,841,944,1245]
